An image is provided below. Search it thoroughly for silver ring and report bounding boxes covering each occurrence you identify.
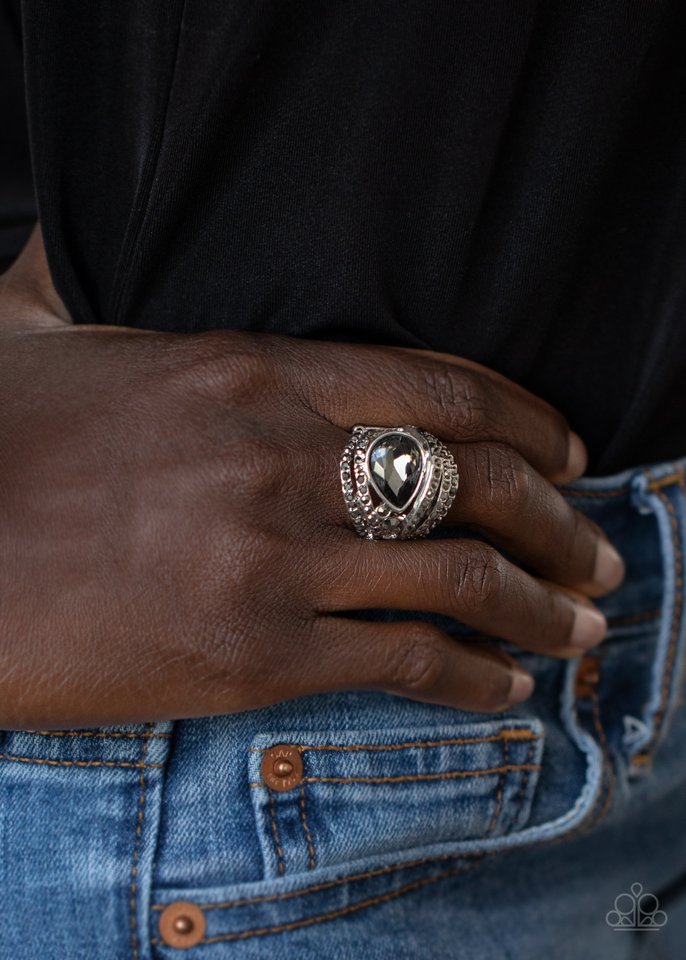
[340,424,459,540]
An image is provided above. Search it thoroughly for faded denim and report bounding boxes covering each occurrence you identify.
[2,454,686,959]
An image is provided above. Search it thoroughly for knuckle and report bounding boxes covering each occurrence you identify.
[553,505,590,578]
[575,515,602,583]
[221,434,287,499]
[416,365,486,438]
[537,585,576,649]
[479,663,515,710]
[560,507,583,566]
[453,542,506,613]
[173,330,276,404]
[389,625,446,694]
[476,443,531,516]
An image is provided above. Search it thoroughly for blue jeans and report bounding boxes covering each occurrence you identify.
[2,455,686,959]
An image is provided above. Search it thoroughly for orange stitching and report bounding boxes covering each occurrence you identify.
[250,763,540,789]
[607,608,661,627]
[129,723,152,960]
[248,729,541,755]
[23,729,171,740]
[0,753,164,769]
[561,485,630,499]
[152,849,487,913]
[268,790,286,877]
[574,654,601,700]
[299,786,317,870]
[646,469,685,492]
[487,740,507,835]
[182,859,485,946]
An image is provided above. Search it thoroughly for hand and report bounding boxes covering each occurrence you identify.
[0,229,624,728]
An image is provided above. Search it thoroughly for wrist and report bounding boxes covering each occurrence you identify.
[0,223,71,328]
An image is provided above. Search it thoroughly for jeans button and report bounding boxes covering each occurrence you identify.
[261,744,304,792]
[158,901,206,948]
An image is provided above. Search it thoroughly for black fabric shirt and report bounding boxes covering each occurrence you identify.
[0,0,34,271]
[5,0,686,474]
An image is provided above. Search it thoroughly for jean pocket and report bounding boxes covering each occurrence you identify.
[248,717,544,878]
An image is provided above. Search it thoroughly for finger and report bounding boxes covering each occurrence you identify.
[325,537,608,658]
[440,441,625,596]
[283,337,587,483]
[304,616,535,712]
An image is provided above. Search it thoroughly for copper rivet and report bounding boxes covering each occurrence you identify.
[273,759,294,777]
[261,744,304,792]
[159,902,206,949]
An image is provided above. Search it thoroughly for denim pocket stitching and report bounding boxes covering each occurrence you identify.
[250,763,541,788]
[248,728,541,755]
[150,763,535,920]
[607,607,661,629]
[0,753,164,770]
[200,861,481,947]
[151,850,488,915]
[267,789,287,877]
[299,786,317,871]
[130,723,154,960]
[2,722,176,766]
[151,856,487,948]
[21,729,172,741]
[249,722,544,880]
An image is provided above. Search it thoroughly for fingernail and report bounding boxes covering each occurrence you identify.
[509,669,535,704]
[593,539,626,592]
[570,604,607,650]
[566,432,588,479]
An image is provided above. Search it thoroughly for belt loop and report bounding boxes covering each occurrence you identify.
[627,468,686,767]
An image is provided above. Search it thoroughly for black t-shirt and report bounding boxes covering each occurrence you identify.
[5,0,686,474]
[0,0,34,271]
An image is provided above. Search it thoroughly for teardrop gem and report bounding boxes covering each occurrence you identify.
[368,433,423,511]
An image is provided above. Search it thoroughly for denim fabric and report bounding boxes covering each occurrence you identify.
[2,455,686,959]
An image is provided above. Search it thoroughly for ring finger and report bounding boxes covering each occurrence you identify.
[439,440,625,597]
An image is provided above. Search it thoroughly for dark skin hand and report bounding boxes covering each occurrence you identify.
[0,226,625,729]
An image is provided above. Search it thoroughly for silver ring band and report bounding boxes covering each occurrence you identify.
[340,424,459,540]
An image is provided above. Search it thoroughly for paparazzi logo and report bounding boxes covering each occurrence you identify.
[606,883,667,931]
